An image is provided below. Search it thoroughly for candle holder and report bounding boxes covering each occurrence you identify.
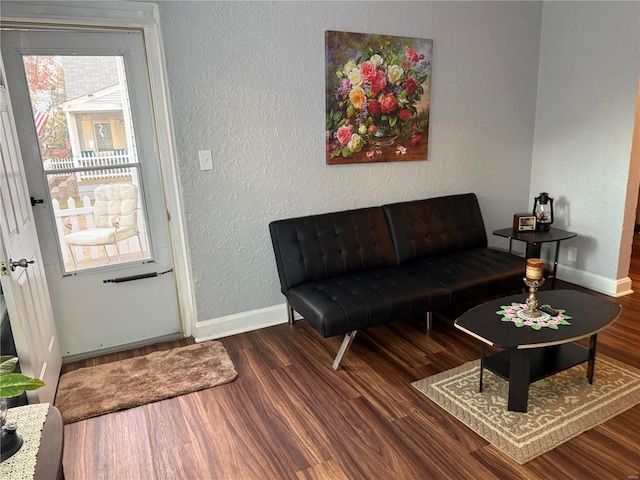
[523,277,545,317]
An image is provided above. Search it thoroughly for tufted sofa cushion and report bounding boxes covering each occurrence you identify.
[269,207,397,291]
[395,248,525,303]
[383,193,488,264]
[383,194,524,301]
[285,267,449,337]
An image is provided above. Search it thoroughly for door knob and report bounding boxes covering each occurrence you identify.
[9,258,34,271]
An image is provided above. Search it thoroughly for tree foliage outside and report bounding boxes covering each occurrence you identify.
[23,55,71,159]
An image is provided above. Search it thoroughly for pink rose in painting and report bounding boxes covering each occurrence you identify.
[410,135,422,146]
[359,61,378,83]
[404,77,417,96]
[336,124,353,145]
[380,93,397,114]
[368,99,382,117]
[398,109,412,121]
[405,46,419,63]
[370,70,387,94]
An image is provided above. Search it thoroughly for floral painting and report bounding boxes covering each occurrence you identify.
[325,31,432,165]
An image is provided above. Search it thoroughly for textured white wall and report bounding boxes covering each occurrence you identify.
[156,1,542,322]
[532,1,640,289]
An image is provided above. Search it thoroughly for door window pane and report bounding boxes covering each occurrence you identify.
[23,55,152,273]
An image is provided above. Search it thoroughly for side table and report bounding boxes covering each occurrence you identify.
[493,227,577,289]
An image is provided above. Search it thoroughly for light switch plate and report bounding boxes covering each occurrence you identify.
[198,150,213,171]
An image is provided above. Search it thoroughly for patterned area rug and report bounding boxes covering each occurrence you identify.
[55,341,237,424]
[412,355,640,464]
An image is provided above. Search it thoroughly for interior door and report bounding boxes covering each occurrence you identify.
[0,60,61,403]
[1,29,181,357]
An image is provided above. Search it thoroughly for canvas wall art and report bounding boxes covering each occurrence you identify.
[325,31,433,165]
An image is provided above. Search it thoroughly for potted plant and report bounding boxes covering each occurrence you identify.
[0,356,44,400]
[0,355,44,462]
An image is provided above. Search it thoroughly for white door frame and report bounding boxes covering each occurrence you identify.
[1,1,196,338]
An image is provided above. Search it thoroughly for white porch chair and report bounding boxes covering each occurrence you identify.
[64,183,142,267]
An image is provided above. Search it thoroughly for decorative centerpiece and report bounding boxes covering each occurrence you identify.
[524,258,545,317]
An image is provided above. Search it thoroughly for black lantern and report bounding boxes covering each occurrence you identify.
[532,192,554,231]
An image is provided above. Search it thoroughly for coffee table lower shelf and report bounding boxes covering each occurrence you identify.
[481,342,594,412]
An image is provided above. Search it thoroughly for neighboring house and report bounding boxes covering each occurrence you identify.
[61,83,128,158]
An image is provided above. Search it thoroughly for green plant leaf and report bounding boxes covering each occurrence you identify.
[531,324,542,330]
[514,322,524,328]
[549,324,559,330]
[0,373,45,398]
[0,356,18,376]
[501,317,512,322]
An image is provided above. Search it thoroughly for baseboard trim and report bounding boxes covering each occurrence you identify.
[194,303,290,342]
[62,332,185,364]
[556,265,633,297]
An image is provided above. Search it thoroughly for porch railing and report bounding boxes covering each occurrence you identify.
[44,151,132,181]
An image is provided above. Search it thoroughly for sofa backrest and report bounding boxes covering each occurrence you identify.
[383,193,488,264]
[269,207,397,291]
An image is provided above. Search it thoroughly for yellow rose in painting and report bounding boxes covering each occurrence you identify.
[358,124,368,135]
[348,69,363,88]
[348,87,366,111]
[387,64,404,85]
[347,133,365,153]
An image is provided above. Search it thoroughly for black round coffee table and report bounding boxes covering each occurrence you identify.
[454,290,621,412]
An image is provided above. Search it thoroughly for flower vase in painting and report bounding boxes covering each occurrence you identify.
[325,31,432,165]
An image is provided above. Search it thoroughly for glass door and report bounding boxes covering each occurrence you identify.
[2,29,181,357]
[23,54,152,273]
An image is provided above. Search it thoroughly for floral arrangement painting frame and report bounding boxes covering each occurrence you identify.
[325,30,433,165]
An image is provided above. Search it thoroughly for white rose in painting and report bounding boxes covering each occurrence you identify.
[348,69,363,88]
[387,65,404,85]
[370,54,383,67]
[347,133,365,153]
[343,60,357,75]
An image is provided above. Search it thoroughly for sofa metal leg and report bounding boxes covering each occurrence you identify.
[425,311,433,331]
[332,330,357,371]
[287,301,295,324]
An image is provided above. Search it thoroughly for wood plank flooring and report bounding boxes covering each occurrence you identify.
[60,236,640,479]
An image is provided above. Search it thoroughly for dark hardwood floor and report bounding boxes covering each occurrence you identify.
[61,235,640,479]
